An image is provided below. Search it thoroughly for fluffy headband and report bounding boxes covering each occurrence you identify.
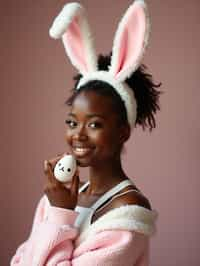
[49,0,150,127]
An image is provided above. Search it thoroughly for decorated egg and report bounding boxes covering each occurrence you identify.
[54,155,77,183]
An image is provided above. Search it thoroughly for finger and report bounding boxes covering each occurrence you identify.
[56,151,70,157]
[49,155,62,165]
[70,169,79,197]
[56,152,63,157]
[44,160,59,184]
[44,160,53,180]
[48,155,64,170]
[49,152,70,164]
[44,160,51,176]
[49,152,72,170]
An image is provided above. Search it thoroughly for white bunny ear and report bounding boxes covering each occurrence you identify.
[49,3,97,75]
[109,0,150,82]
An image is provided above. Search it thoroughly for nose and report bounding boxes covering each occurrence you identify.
[73,124,88,141]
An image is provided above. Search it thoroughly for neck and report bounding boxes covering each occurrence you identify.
[88,155,128,195]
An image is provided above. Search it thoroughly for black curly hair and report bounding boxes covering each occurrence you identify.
[65,53,162,131]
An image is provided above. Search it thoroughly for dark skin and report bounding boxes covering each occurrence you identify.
[44,89,151,223]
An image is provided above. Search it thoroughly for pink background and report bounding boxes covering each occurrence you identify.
[1,0,200,265]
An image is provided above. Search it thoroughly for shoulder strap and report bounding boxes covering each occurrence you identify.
[95,188,143,213]
[91,179,134,211]
[78,181,90,193]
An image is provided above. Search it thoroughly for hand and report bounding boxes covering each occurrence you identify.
[43,154,79,209]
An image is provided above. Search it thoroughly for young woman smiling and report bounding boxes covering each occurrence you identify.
[11,1,161,265]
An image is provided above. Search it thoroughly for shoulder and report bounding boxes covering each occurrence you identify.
[110,189,152,210]
[92,186,152,223]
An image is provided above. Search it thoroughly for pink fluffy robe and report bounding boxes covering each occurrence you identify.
[11,195,158,265]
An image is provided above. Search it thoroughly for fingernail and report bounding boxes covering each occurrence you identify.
[46,161,50,167]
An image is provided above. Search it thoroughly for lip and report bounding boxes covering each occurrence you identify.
[72,142,95,149]
[72,143,94,148]
[72,146,94,157]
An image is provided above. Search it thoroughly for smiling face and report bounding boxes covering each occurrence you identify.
[65,89,130,167]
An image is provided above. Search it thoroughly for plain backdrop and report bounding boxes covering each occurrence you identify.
[1,0,200,265]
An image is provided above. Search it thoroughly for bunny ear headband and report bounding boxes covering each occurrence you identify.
[49,0,150,128]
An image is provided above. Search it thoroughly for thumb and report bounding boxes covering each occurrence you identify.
[44,160,60,186]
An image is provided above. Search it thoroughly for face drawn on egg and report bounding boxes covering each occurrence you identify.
[54,155,77,183]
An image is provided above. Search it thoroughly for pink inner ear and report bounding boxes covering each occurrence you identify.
[63,17,88,73]
[114,6,146,79]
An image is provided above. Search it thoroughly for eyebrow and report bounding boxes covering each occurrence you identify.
[67,112,106,119]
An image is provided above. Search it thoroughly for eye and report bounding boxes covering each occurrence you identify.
[88,121,102,129]
[65,119,77,129]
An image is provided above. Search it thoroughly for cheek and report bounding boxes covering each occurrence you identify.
[91,130,120,153]
[65,130,73,146]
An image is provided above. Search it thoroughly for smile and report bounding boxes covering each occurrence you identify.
[73,147,94,157]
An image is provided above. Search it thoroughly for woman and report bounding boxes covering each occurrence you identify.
[11,1,161,265]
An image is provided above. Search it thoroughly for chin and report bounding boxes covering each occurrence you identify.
[76,157,93,167]
[72,150,96,168]
[77,160,90,167]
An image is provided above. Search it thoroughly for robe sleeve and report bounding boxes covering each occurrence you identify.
[10,196,79,266]
[11,196,151,266]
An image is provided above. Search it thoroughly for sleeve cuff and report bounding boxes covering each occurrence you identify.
[47,206,79,226]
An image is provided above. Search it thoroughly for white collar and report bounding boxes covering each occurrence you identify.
[75,204,158,245]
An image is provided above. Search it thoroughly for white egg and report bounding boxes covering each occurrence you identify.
[54,155,77,183]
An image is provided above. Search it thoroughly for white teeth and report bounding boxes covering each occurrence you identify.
[74,147,92,156]
[75,148,89,152]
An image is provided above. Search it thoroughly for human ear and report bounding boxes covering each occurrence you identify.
[119,123,131,144]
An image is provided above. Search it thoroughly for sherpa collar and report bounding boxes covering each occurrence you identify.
[75,204,158,245]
